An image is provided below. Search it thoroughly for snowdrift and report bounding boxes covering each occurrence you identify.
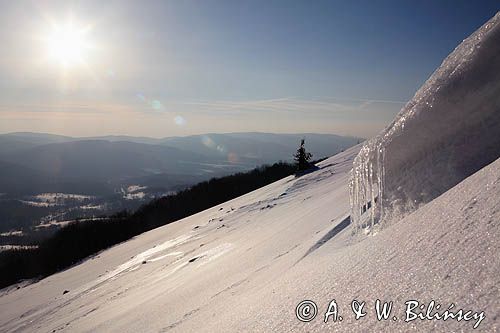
[349,12,500,231]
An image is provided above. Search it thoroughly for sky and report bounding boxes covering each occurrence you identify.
[0,0,498,138]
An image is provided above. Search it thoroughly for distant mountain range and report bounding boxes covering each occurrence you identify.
[0,132,361,195]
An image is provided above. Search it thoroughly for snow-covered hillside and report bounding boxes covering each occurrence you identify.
[0,146,499,332]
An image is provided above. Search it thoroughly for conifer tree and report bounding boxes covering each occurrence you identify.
[294,139,313,171]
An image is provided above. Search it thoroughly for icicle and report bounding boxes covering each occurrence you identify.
[369,162,375,229]
[349,12,500,235]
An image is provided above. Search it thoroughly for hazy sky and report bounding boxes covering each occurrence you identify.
[0,0,498,138]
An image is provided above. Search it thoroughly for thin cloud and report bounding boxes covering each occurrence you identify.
[179,97,349,115]
[175,96,405,116]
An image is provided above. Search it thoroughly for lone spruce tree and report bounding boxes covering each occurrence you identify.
[294,139,313,171]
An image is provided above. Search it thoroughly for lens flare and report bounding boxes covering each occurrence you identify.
[174,115,186,126]
[227,152,239,164]
[151,100,163,110]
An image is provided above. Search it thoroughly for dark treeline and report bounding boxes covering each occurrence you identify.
[0,161,298,289]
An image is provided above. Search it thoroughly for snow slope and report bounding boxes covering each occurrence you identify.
[0,146,499,332]
[350,12,500,231]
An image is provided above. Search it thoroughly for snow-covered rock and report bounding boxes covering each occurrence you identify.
[349,12,500,232]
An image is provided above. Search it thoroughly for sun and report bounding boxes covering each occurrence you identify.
[45,20,91,67]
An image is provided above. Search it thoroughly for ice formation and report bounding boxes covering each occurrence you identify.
[349,12,500,232]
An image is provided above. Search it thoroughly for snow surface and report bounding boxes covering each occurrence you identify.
[0,146,499,332]
[20,193,94,207]
[0,231,23,237]
[0,245,38,252]
[349,12,500,232]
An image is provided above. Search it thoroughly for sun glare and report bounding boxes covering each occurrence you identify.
[45,21,91,67]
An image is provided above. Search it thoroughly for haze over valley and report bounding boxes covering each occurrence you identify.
[0,131,359,242]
